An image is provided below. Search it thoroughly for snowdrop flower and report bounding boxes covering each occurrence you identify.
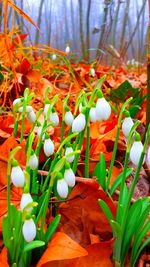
[20,193,33,211]
[22,218,36,242]
[37,126,45,141]
[65,146,75,163]
[89,107,97,123]
[44,103,51,117]
[27,110,36,123]
[96,96,111,121]
[43,138,54,157]
[64,166,75,187]
[28,153,38,170]
[90,68,95,77]
[18,105,33,113]
[122,115,134,138]
[52,54,57,60]
[72,113,86,133]
[64,110,74,126]
[57,178,68,198]
[13,98,22,107]
[11,163,25,188]
[49,111,59,126]
[130,133,144,166]
[65,45,70,53]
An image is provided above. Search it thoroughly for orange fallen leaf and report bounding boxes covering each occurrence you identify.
[0,247,9,267]
[36,232,88,267]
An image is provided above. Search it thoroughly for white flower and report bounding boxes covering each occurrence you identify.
[72,113,86,133]
[22,218,36,242]
[90,68,95,77]
[43,138,54,157]
[130,141,144,166]
[20,193,33,211]
[52,54,57,60]
[122,117,134,138]
[64,168,75,187]
[49,112,59,126]
[65,46,70,53]
[44,104,51,117]
[65,147,75,163]
[18,105,33,113]
[27,110,36,123]
[37,126,45,141]
[64,111,74,126]
[13,98,21,107]
[57,179,68,198]
[96,97,111,121]
[28,154,38,170]
[89,107,97,123]
[11,166,25,188]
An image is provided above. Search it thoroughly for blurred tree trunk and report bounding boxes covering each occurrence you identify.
[0,2,3,31]
[35,0,45,44]
[119,0,130,52]
[46,0,52,46]
[78,0,86,59]
[86,0,91,62]
[64,0,69,45]
[146,0,150,129]
[111,0,121,48]
[71,0,76,50]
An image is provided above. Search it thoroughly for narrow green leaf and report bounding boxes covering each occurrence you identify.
[45,215,61,245]
[130,237,150,267]
[110,220,122,263]
[23,240,45,253]
[98,199,114,222]
[2,215,12,249]
[109,168,132,196]
[94,153,106,191]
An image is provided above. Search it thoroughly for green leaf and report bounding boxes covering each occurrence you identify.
[109,168,132,196]
[23,240,45,253]
[116,184,129,225]
[93,153,106,191]
[2,215,12,249]
[45,215,61,245]
[130,237,150,267]
[0,72,4,82]
[110,220,122,263]
[98,199,114,222]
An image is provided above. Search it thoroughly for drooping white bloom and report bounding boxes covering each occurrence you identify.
[122,117,134,138]
[57,179,68,198]
[13,98,21,107]
[18,105,33,113]
[43,138,54,157]
[65,45,70,53]
[27,110,36,123]
[90,68,95,77]
[89,107,97,123]
[49,112,59,126]
[11,166,25,188]
[22,218,36,242]
[64,168,75,187]
[28,154,38,170]
[64,111,74,126]
[37,126,45,141]
[72,113,86,133]
[52,54,57,60]
[130,141,144,166]
[44,104,51,117]
[65,147,75,163]
[96,97,111,121]
[20,193,33,211]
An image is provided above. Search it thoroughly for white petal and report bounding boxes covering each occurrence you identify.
[64,168,75,187]
[96,98,111,121]
[11,166,25,187]
[64,111,74,126]
[65,46,70,53]
[13,98,21,107]
[20,193,33,211]
[22,219,36,242]
[122,117,134,138]
[72,113,86,133]
[52,54,57,60]
[18,105,33,113]
[49,112,59,126]
[90,68,95,77]
[65,147,75,163]
[130,141,144,166]
[44,104,50,117]
[43,138,54,157]
[37,126,45,141]
[28,154,38,170]
[57,179,68,198]
[27,110,36,123]
[89,107,97,122]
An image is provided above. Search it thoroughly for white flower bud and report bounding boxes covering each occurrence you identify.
[11,166,25,188]
[64,168,75,187]
[44,104,51,117]
[96,98,111,121]
[122,117,134,138]
[18,105,33,113]
[20,193,33,211]
[57,179,68,198]
[13,98,21,107]
[72,113,86,133]
[65,46,70,53]
[89,107,97,123]
[90,68,95,77]
[27,110,36,123]
[130,141,144,166]
[22,218,36,242]
[64,111,74,126]
[49,112,59,126]
[28,154,38,170]
[65,147,75,163]
[37,126,45,141]
[52,54,57,60]
[43,138,54,157]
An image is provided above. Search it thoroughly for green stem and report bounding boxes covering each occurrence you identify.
[85,122,90,178]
